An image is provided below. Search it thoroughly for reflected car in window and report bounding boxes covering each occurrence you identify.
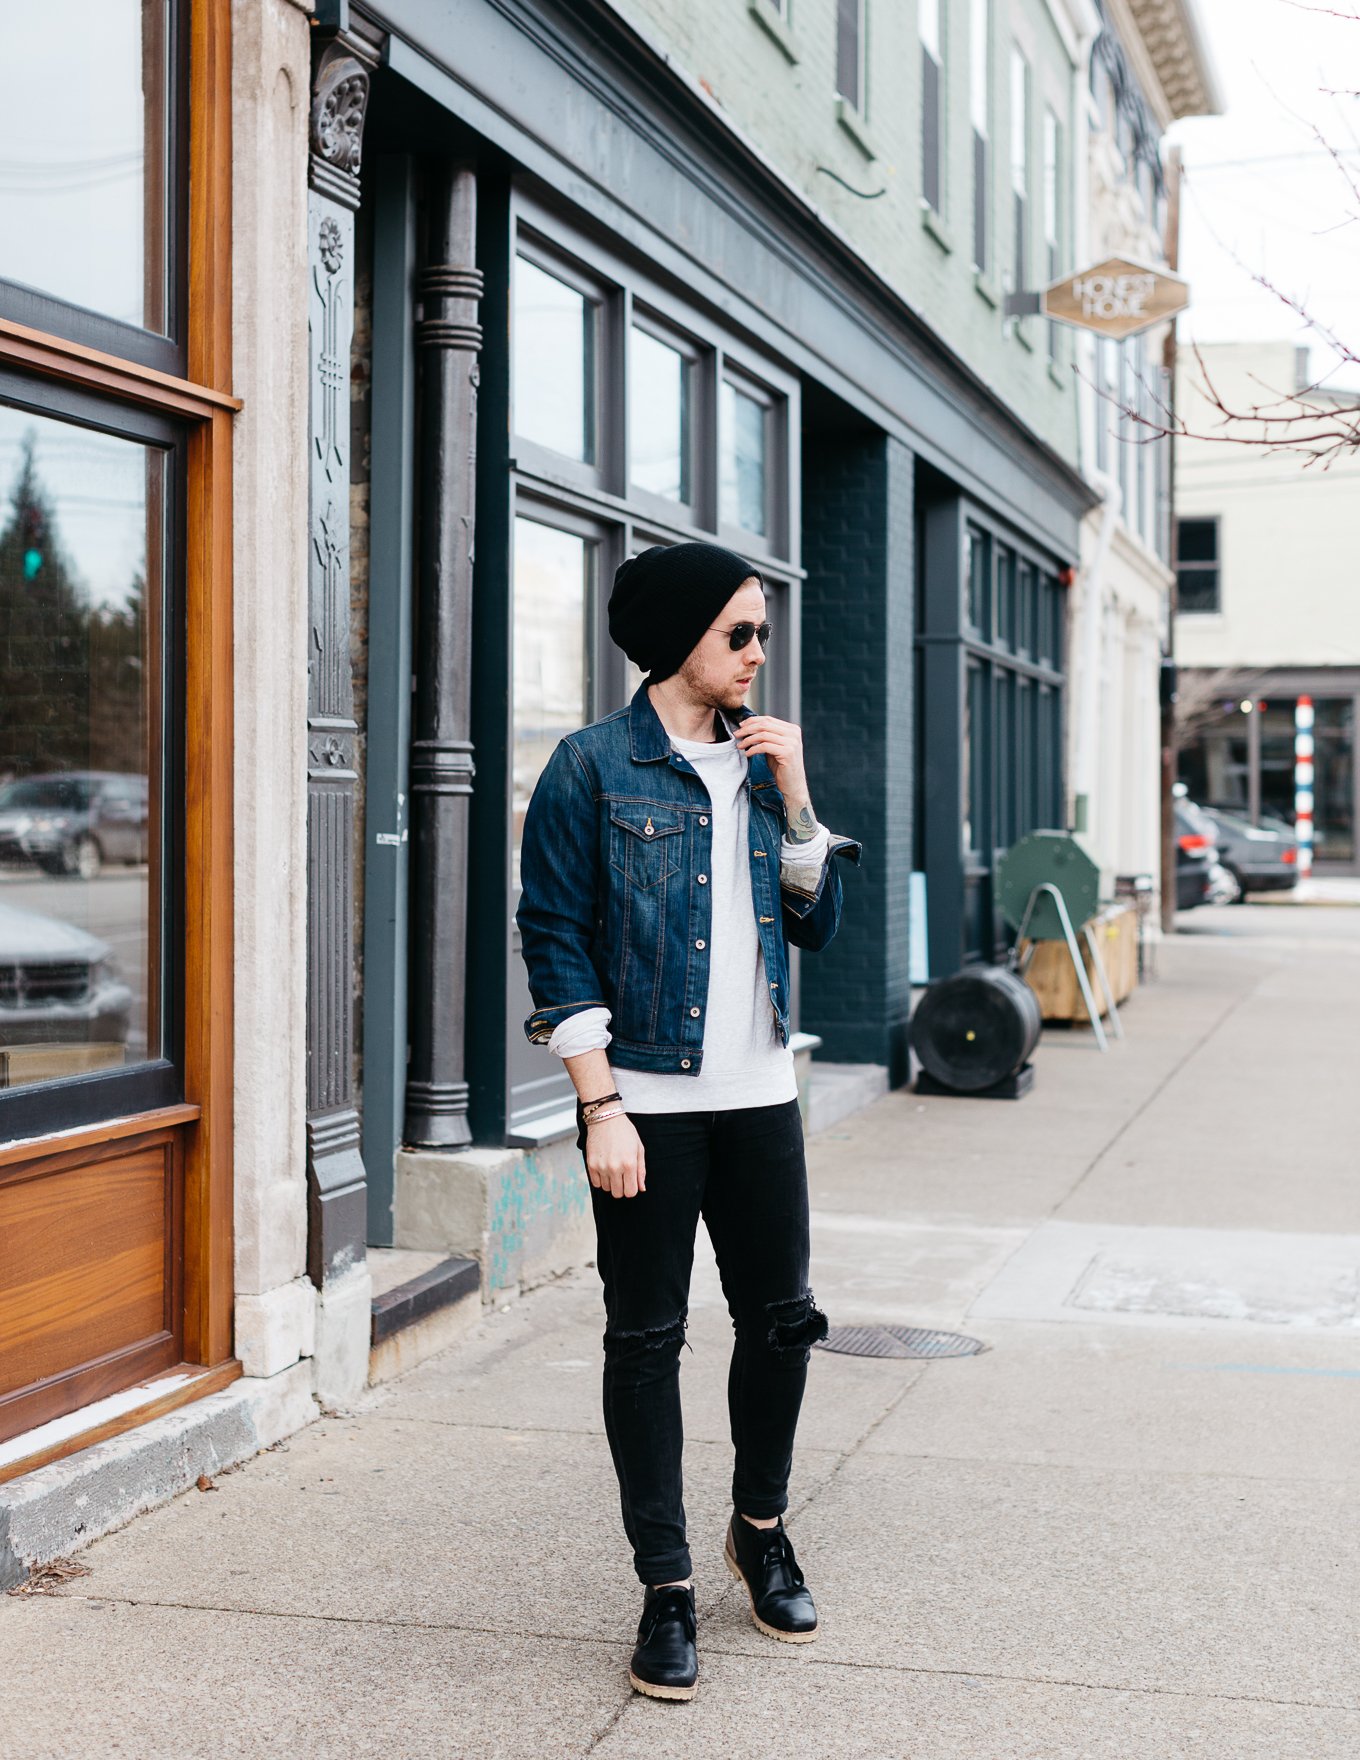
[0,899,133,1084]
[0,772,149,880]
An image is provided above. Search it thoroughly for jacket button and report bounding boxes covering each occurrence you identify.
[699,815,709,825]
[680,1058,691,1069]
[695,938,705,950]
[690,1006,700,1017]
[697,873,708,884]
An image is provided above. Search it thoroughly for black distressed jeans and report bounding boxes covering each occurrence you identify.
[585,1097,827,1586]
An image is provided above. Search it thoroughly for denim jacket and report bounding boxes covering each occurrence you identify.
[517,684,861,1075]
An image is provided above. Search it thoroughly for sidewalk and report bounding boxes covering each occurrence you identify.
[4,904,1359,1759]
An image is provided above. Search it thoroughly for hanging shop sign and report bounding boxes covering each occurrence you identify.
[1007,256,1190,339]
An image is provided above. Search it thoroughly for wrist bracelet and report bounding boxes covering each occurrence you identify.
[585,1107,626,1127]
[581,1090,622,1114]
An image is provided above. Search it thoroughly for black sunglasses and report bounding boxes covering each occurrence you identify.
[710,620,773,653]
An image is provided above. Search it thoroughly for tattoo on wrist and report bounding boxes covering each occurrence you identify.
[787,803,820,845]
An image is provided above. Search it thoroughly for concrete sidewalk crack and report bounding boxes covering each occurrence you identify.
[47,1588,1356,1717]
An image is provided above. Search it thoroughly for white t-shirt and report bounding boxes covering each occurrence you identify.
[548,720,827,1113]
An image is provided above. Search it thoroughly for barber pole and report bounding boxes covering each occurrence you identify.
[1294,696,1314,876]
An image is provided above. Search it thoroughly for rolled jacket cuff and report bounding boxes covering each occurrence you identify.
[780,827,859,904]
[548,1006,613,1059]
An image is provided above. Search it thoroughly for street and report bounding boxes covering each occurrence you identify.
[4,901,1359,1759]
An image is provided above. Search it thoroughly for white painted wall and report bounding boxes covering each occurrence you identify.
[1175,341,1360,670]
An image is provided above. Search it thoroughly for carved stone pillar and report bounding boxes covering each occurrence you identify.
[305,33,376,1284]
[404,165,482,1148]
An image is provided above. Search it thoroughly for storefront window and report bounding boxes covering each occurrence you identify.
[720,379,768,536]
[995,542,1016,647]
[513,256,597,463]
[0,402,166,1092]
[0,3,173,336]
[630,326,691,504]
[965,525,989,634]
[1312,699,1355,864]
[511,517,592,889]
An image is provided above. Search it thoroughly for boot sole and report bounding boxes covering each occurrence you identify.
[628,1670,697,1701]
[723,1542,819,1644]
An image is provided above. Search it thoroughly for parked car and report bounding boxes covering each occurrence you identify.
[0,772,148,880]
[1174,796,1218,911]
[0,900,133,1065]
[1199,807,1299,901]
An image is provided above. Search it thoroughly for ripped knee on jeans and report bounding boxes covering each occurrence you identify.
[603,1308,690,1358]
[764,1291,829,1365]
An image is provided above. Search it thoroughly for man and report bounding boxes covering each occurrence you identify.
[517,541,859,1702]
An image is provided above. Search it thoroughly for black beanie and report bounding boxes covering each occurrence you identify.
[608,542,764,683]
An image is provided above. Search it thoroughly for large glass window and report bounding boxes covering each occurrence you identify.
[504,204,800,1133]
[0,398,170,1096]
[836,0,866,112]
[920,0,945,216]
[720,379,769,537]
[1176,517,1219,613]
[965,524,989,634]
[630,324,691,505]
[970,0,991,273]
[1043,109,1061,363]
[511,517,593,890]
[1313,698,1355,864]
[1010,49,1030,293]
[0,3,177,343]
[513,255,597,464]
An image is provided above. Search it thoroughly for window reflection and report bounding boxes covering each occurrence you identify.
[0,405,162,1089]
[513,257,596,463]
[513,518,592,888]
[0,2,172,333]
[720,381,768,536]
[630,327,690,503]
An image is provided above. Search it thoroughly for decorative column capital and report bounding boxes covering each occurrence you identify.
[309,35,379,210]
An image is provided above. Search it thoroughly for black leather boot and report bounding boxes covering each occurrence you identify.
[628,1583,698,1700]
[724,1514,818,1643]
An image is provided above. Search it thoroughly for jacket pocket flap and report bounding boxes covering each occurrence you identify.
[609,804,684,840]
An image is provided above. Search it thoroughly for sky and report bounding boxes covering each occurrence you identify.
[1167,0,1360,389]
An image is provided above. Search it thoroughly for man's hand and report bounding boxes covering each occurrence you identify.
[585,1113,648,1199]
[733,716,817,837]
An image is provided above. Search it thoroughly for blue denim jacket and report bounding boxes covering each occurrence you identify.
[517,685,861,1075]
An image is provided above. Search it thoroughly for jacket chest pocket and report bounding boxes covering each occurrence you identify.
[609,804,684,891]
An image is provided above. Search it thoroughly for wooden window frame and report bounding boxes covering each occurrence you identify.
[0,0,238,1421]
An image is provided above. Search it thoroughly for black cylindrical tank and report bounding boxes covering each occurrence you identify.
[911,966,1042,1092]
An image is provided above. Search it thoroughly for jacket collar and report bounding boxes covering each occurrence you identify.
[627,683,773,787]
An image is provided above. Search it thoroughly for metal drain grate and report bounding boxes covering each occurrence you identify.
[815,1325,987,1360]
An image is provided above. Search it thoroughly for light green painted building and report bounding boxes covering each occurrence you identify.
[610,0,1089,463]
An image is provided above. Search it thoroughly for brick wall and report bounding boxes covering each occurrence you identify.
[799,422,914,1082]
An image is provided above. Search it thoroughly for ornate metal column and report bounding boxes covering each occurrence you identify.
[404,165,482,1148]
[305,32,376,1283]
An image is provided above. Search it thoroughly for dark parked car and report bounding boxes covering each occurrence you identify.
[1174,797,1218,911]
[1200,807,1299,900]
[0,772,148,880]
